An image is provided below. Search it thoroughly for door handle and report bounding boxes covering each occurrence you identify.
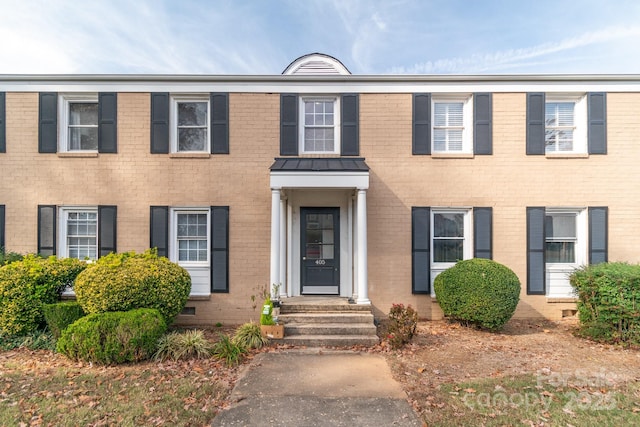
[302,257,306,260]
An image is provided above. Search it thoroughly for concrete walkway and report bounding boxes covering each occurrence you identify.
[212,349,422,426]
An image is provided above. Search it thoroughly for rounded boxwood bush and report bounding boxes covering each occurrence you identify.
[74,249,191,324]
[56,308,166,364]
[43,301,85,338]
[434,258,520,330]
[0,255,86,336]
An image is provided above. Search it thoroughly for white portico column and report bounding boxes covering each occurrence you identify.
[270,189,281,294]
[356,189,370,304]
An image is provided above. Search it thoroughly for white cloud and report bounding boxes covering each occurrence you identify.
[389,26,640,74]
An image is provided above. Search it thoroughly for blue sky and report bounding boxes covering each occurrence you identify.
[1,0,640,75]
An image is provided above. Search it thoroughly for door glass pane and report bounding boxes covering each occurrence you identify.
[305,213,335,259]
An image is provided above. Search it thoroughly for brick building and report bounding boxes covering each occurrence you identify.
[0,53,636,324]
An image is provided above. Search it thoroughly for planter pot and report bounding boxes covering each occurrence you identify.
[260,324,285,339]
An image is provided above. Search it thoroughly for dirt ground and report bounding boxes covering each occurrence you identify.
[384,319,640,420]
[2,320,638,425]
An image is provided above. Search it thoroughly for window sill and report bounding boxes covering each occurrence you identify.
[169,152,211,159]
[431,152,474,159]
[547,297,578,303]
[545,153,589,159]
[58,152,99,158]
[188,294,211,301]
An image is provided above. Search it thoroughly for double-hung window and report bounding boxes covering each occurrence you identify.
[171,96,210,152]
[300,97,340,154]
[544,208,586,298]
[172,209,210,265]
[432,96,473,153]
[430,209,472,295]
[59,207,98,260]
[545,95,587,154]
[59,94,99,152]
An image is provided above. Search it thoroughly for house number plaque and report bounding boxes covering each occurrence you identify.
[315,259,326,265]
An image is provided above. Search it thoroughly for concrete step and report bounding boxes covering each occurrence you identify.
[279,303,371,313]
[279,312,374,324]
[285,322,377,336]
[281,334,380,347]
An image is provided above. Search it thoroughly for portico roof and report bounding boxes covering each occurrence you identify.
[270,157,369,172]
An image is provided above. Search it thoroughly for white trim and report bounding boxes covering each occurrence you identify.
[546,94,587,154]
[4,74,640,94]
[169,208,211,297]
[170,94,210,153]
[299,96,340,155]
[58,93,99,153]
[545,208,587,298]
[431,94,473,154]
[270,171,369,190]
[58,206,98,260]
[430,208,473,297]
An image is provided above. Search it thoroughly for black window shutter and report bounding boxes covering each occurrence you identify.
[0,205,5,249]
[413,93,431,155]
[0,92,5,153]
[98,92,117,153]
[474,93,492,155]
[341,93,359,156]
[526,93,545,155]
[150,206,169,257]
[150,93,170,154]
[211,206,229,293]
[589,207,608,264]
[38,205,56,256]
[211,92,229,154]
[588,92,607,155]
[98,205,117,257]
[526,207,546,295]
[39,92,58,153]
[280,94,298,156]
[412,207,431,294]
[473,207,492,259]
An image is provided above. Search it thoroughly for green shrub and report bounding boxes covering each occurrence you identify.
[260,297,275,325]
[386,303,418,349]
[154,329,213,361]
[74,249,191,324]
[56,308,167,364]
[0,248,23,266]
[0,255,86,336]
[43,301,85,338]
[233,322,268,349]
[571,262,640,346]
[434,258,521,330]
[212,334,247,366]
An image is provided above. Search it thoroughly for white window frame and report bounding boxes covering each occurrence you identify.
[299,96,340,154]
[170,95,210,153]
[430,208,472,296]
[545,208,587,270]
[431,95,473,154]
[58,206,99,260]
[58,94,99,153]
[170,208,210,268]
[545,94,587,154]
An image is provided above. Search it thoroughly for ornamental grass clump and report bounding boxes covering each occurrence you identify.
[434,258,520,331]
[74,249,191,325]
[233,322,268,349]
[154,329,214,361]
[212,334,247,367]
